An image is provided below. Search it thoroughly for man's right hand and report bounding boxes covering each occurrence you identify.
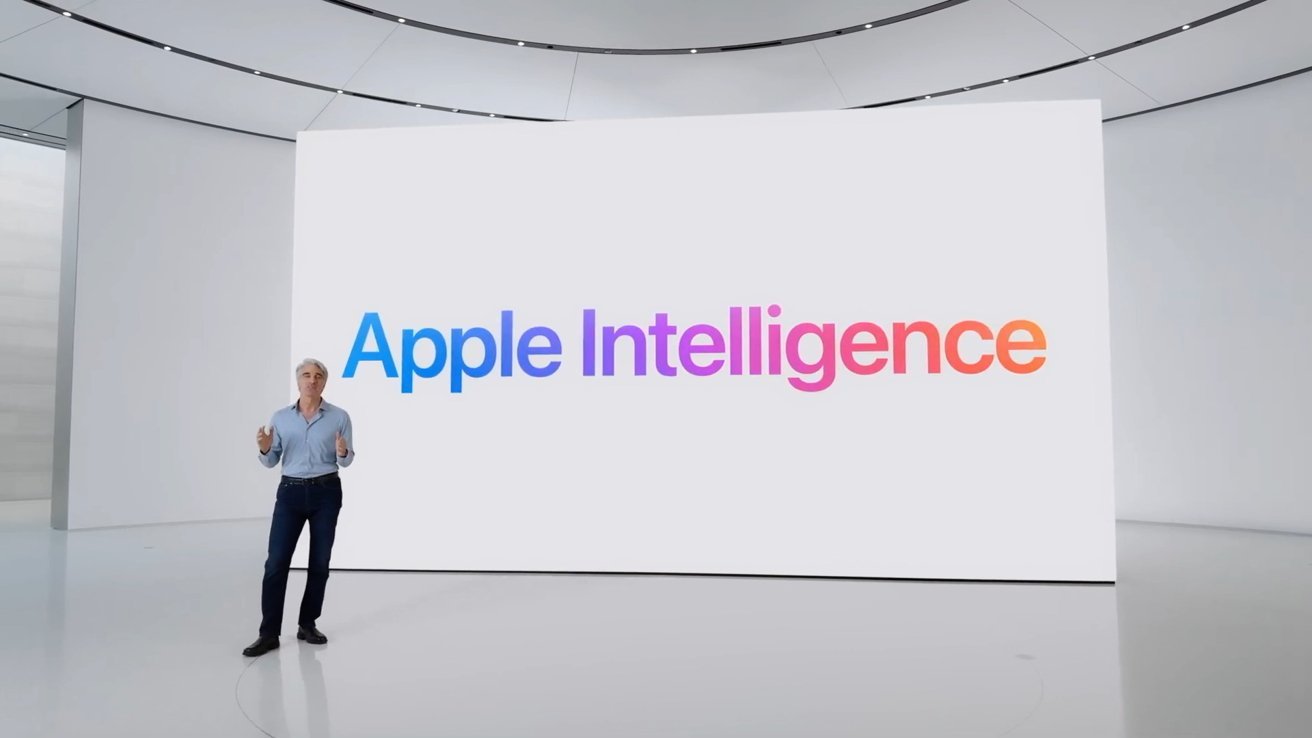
[256,426,273,454]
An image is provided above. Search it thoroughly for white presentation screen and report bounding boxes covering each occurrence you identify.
[290,102,1115,581]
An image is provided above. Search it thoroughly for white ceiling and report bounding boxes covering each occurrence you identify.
[370,0,937,49]
[0,0,1307,144]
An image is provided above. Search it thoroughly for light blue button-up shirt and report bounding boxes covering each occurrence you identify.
[258,400,354,478]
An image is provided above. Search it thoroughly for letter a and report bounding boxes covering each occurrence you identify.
[343,312,399,378]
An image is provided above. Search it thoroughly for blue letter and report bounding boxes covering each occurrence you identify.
[343,312,397,379]
[518,327,561,377]
[500,310,515,377]
[401,328,448,394]
[450,327,496,393]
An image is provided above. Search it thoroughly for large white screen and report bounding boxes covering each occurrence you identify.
[291,102,1115,581]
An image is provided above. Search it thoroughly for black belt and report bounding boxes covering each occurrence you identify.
[281,472,339,486]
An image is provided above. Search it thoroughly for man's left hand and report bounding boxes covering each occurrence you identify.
[335,432,348,457]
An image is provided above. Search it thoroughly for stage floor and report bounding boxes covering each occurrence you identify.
[1,500,1308,737]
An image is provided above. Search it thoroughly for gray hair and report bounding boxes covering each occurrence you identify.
[295,358,329,378]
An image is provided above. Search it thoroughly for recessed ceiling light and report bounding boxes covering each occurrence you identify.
[254,70,261,75]
[489,113,496,117]
[690,49,698,54]
[415,104,422,108]
[517,41,525,46]
[452,109,460,113]
[1003,78,1010,83]
[1088,55,1096,60]
[865,24,873,29]
[336,89,343,94]
[963,87,971,91]
[163,46,171,52]
[22,132,30,136]
[398,18,406,23]
[1181,24,1190,30]
[62,12,71,17]
[924,95,932,99]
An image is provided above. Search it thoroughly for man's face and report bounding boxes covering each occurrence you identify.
[298,366,327,399]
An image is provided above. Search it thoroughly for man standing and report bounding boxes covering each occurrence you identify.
[243,358,354,657]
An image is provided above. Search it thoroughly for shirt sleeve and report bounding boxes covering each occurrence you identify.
[337,412,355,468]
[258,416,282,468]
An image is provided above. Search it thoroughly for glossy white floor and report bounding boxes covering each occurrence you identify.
[1,500,1308,738]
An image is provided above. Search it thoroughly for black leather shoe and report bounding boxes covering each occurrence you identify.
[242,635,279,657]
[297,626,328,645]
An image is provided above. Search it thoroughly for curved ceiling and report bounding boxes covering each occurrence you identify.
[0,0,1308,145]
[319,0,970,53]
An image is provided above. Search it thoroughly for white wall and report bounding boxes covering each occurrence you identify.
[49,73,1312,535]
[55,101,295,529]
[1104,72,1312,534]
[0,139,62,501]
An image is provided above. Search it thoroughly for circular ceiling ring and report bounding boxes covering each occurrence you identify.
[318,0,974,55]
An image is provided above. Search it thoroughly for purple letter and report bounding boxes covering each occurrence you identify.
[786,322,837,392]
[583,309,596,376]
[679,324,725,376]
[649,313,678,377]
[603,324,647,376]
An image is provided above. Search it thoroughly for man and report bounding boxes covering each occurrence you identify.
[242,358,354,658]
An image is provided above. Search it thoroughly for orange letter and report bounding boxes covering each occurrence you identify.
[996,320,1046,374]
[946,321,994,374]
[893,322,942,374]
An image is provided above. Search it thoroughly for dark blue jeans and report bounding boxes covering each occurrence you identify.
[259,474,343,637]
